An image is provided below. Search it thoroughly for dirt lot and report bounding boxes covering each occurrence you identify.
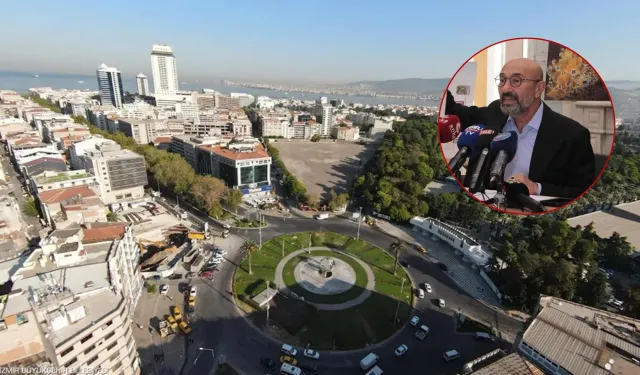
[272,141,378,200]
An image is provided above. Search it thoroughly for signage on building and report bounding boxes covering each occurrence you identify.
[241,185,273,195]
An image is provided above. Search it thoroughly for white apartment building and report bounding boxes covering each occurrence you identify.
[29,170,98,194]
[150,44,179,95]
[332,126,360,141]
[255,96,275,109]
[96,64,124,109]
[260,112,291,138]
[32,112,72,139]
[84,142,148,204]
[0,224,142,373]
[65,100,91,118]
[350,112,376,126]
[230,93,255,107]
[12,145,62,166]
[68,136,111,170]
[135,73,150,96]
[87,105,119,131]
[117,118,174,144]
[175,102,200,123]
[319,105,335,136]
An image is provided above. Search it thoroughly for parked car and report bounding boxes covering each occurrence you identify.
[172,306,182,320]
[260,357,277,370]
[190,286,197,297]
[280,356,297,366]
[299,363,318,372]
[417,289,425,299]
[303,349,320,360]
[439,299,446,308]
[160,285,169,295]
[409,316,419,326]
[424,283,432,293]
[168,274,182,280]
[186,272,197,279]
[394,344,408,357]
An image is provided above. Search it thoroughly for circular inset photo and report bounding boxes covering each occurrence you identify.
[437,37,615,215]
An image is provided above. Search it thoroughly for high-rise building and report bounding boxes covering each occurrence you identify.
[95,64,124,109]
[150,44,179,95]
[135,73,150,96]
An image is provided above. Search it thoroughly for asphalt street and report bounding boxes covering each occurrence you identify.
[159,195,521,375]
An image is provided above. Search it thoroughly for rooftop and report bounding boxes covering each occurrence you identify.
[522,296,640,375]
[38,186,97,205]
[567,200,640,252]
[82,222,128,244]
[470,353,544,375]
[17,241,112,280]
[33,171,93,185]
[198,142,270,161]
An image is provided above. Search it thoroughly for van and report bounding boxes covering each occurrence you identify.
[443,349,460,362]
[474,332,495,342]
[365,366,383,375]
[281,343,297,356]
[360,353,379,371]
[280,363,302,375]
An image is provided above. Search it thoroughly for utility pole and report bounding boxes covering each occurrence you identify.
[266,280,270,324]
[394,278,405,324]
[356,206,363,241]
[308,232,311,254]
[259,211,262,249]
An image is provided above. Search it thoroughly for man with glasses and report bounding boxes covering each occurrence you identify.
[443,58,595,200]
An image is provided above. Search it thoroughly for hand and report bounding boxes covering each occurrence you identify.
[509,173,538,195]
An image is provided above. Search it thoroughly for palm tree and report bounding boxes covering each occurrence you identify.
[242,240,260,275]
[390,240,406,275]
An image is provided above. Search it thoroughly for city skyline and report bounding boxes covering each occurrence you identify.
[1,1,640,83]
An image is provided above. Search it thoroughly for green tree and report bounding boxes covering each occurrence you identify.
[106,212,119,222]
[311,134,321,142]
[22,197,39,217]
[575,270,608,308]
[225,188,244,214]
[241,240,260,275]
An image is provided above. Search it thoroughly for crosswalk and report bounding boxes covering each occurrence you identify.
[414,230,502,308]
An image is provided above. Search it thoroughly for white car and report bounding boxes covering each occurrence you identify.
[409,316,419,326]
[424,283,432,293]
[209,258,222,265]
[160,285,169,295]
[394,344,408,357]
[190,286,197,297]
[439,299,446,308]
[418,289,425,299]
[303,349,320,360]
[216,249,228,256]
[222,224,231,229]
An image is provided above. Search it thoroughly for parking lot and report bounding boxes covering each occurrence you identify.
[272,141,377,199]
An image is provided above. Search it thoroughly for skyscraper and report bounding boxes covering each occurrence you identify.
[150,44,179,95]
[136,73,150,96]
[96,63,124,108]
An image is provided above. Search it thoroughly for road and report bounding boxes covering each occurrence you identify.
[158,195,521,375]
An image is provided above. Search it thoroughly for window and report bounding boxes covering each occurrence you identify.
[80,333,93,344]
[63,357,77,367]
[60,346,74,357]
[83,344,95,355]
[103,320,113,329]
[106,341,117,351]
[111,361,122,372]
[109,352,119,361]
[87,355,98,365]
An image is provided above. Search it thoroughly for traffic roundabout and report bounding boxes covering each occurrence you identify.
[232,231,413,350]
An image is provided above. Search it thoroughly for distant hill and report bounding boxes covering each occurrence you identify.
[609,87,640,120]
[606,80,640,90]
[334,78,449,94]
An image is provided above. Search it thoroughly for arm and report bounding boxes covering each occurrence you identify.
[444,90,488,130]
[539,127,596,199]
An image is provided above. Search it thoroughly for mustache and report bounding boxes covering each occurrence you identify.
[501,92,518,100]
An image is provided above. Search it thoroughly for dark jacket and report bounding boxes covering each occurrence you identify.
[445,90,595,199]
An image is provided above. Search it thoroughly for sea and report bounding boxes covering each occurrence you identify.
[0,71,440,107]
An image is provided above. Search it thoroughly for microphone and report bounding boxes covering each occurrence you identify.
[447,124,484,173]
[467,129,497,193]
[489,131,518,187]
[438,114,461,143]
[504,181,546,213]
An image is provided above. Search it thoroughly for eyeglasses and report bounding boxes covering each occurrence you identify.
[495,75,543,88]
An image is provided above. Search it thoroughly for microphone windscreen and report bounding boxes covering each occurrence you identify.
[438,115,461,143]
[505,181,530,197]
[475,129,498,150]
[490,131,518,163]
[456,124,484,158]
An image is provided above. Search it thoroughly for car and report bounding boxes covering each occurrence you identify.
[394,344,408,357]
[188,296,195,307]
[160,285,169,295]
[260,357,277,370]
[280,356,297,366]
[400,261,410,268]
[186,272,197,279]
[186,306,195,318]
[216,249,228,256]
[209,258,222,265]
[299,363,318,372]
[190,286,197,297]
[200,271,212,278]
[409,316,419,326]
[178,321,191,334]
[172,306,182,320]
[424,283,432,293]
[417,289,425,299]
[168,274,182,280]
[222,224,231,229]
[439,263,449,271]
[439,299,446,308]
[166,315,177,329]
[303,349,320,360]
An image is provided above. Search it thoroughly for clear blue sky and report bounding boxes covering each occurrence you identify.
[1,0,638,83]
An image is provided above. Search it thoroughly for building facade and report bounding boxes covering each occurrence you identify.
[95,64,124,109]
[135,73,150,96]
[150,44,179,95]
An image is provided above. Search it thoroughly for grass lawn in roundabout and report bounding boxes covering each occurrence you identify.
[233,231,413,350]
